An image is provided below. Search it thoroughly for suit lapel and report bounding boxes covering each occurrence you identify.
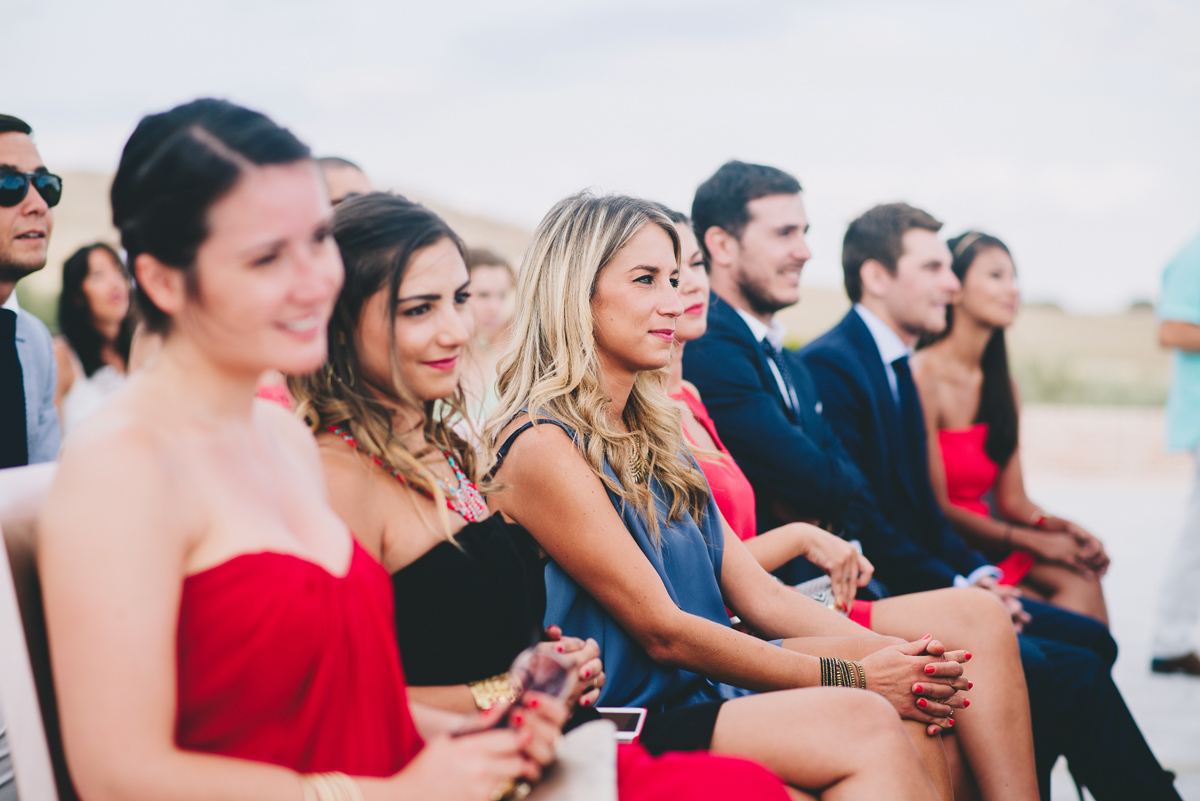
[839,312,925,508]
[710,295,799,424]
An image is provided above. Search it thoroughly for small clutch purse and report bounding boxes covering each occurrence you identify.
[793,575,848,616]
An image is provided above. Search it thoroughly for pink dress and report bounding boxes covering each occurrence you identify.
[937,423,1034,585]
[673,386,874,628]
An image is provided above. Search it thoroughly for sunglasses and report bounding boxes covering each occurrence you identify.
[0,170,63,208]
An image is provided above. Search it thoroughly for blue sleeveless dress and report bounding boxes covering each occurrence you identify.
[495,417,753,713]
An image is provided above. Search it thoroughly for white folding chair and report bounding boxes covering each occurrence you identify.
[0,463,76,800]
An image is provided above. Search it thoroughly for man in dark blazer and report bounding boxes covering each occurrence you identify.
[683,162,1181,798]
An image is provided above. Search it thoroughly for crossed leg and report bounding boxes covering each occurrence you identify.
[870,587,1040,800]
[710,686,942,801]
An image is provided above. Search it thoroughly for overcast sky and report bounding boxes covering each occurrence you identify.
[8,0,1200,311]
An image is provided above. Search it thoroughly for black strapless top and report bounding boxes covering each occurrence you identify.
[392,513,546,686]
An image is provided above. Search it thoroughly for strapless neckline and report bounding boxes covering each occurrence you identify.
[184,538,362,583]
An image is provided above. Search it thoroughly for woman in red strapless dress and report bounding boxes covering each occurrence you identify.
[663,210,1042,801]
[38,100,566,801]
[913,231,1109,624]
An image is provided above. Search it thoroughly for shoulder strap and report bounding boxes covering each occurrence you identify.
[489,417,577,478]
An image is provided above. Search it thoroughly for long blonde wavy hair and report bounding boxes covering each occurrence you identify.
[484,191,711,542]
[289,193,485,539]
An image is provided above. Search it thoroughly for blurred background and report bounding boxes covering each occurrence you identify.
[8,0,1200,405]
[7,1,1200,796]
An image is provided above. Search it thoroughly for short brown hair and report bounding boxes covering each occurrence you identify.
[841,203,942,303]
[464,247,514,279]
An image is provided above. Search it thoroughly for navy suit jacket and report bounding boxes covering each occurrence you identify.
[683,294,965,592]
[799,309,989,592]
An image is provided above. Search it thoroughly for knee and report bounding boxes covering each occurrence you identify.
[841,690,907,742]
[1075,614,1118,666]
[948,586,1013,633]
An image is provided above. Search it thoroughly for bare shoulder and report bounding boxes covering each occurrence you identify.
[494,415,582,480]
[908,349,939,386]
[256,400,322,471]
[52,337,80,376]
[315,429,375,507]
[41,413,189,557]
[680,379,702,401]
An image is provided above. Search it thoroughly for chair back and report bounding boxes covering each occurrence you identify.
[0,463,77,801]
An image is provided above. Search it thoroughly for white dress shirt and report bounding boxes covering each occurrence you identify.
[852,303,912,405]
[733,306,799,412]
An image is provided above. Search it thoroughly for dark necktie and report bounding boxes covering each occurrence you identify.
[0,308,29,468]
[760,338,800,413]
[891,355,923,448]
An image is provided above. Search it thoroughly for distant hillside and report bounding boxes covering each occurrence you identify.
[23,171,1169,406]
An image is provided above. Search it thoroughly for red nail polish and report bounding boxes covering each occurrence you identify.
[914,684,923,693]
[923,634,932,639]
[527,698,539,709]
[582,669,590,679]
[963,699,970,708]
[917,698,928,708]
[948,718,955,727]
[556,645,564,652]
[512,714,524,726]
[580,697,591,707]
[967,681,973,690]
[964,652,972,661]
[924,664,936,675]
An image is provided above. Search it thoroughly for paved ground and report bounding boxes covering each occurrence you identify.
[1019,407,1200,800]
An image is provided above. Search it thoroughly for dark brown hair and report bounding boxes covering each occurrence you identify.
[57,243,136,376]
[842,203,942,303]
[918,231,1018,467]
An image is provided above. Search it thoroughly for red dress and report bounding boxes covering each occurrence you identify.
[937,423,1033,586]
[176,540,424,774]
[673,387,874,628]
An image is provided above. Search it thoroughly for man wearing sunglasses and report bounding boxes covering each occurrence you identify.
[0,113,62,472]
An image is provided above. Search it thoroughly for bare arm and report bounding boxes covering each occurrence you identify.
[491,422,962,717]
[52,338,77,411]
[39,427,324,801]
[1160,319,1200,351]
[492,421,828,692]
[319,434,603,714]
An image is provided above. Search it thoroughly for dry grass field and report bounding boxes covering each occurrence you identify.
[22,171,1172,407]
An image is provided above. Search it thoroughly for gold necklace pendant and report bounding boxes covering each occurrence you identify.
[628,448,647,484]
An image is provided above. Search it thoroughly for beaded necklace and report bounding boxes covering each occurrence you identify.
[327,425,489,523]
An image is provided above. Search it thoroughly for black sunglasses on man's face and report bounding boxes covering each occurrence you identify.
[0,170,63,208]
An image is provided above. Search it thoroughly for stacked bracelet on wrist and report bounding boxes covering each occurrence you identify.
[300,772,364,801]
[819,656,866,690]
[468,672,518,711]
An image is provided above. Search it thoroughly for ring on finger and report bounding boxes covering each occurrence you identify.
[491,779,516,801]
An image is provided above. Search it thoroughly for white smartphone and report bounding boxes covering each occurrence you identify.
[596,707,647,743]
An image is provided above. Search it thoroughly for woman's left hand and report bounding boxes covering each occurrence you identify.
[1064,522,1109,576]
[797,525,874,613]
[1037,515,1109,578]
[541,627,605,708]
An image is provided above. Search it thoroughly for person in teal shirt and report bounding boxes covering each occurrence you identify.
[1151,229,1200,676]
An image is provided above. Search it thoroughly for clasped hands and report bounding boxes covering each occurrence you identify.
[860,634,971,737]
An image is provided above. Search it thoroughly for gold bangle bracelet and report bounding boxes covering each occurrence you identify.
[301,772,364,801]
[469,672,518,711]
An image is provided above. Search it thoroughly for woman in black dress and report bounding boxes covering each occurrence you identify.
[289,192,800,801]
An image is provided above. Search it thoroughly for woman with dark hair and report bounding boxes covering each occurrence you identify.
[53,242,135,434]
[912,232,1110,624]
[40,98,567,801]
[290,191,798,801]
[661,208,1041,800]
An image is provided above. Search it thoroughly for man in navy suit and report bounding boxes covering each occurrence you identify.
[683,162,1180,798]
